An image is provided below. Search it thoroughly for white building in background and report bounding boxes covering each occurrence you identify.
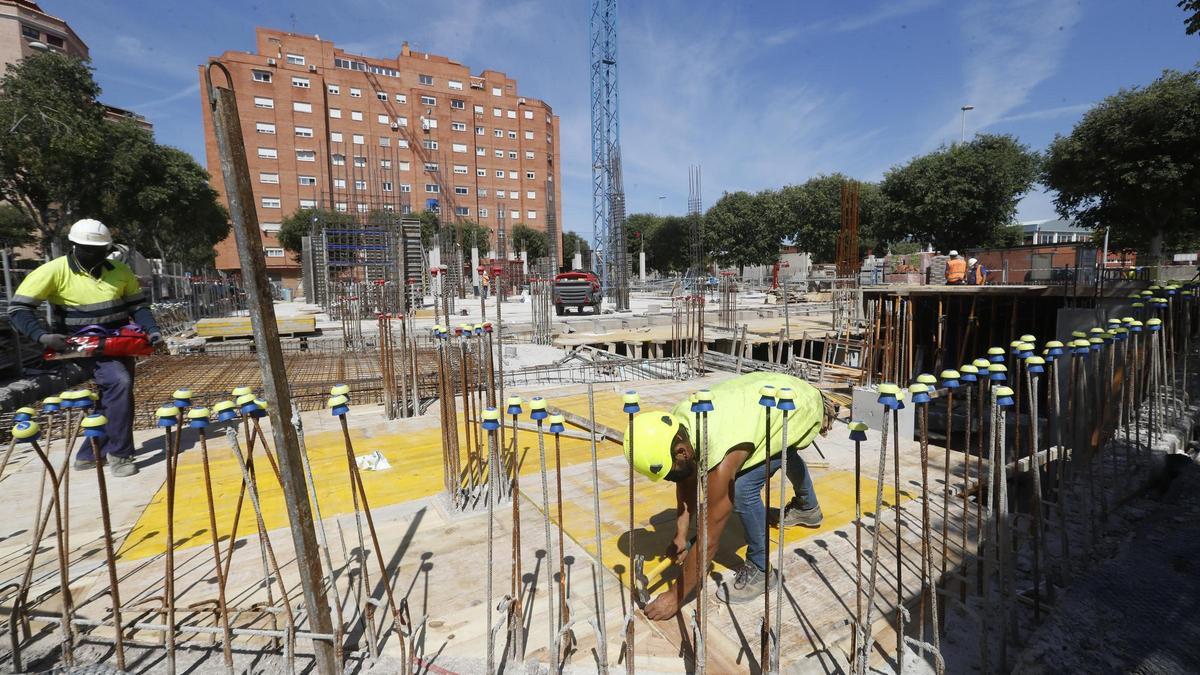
[1017,218,1094,245]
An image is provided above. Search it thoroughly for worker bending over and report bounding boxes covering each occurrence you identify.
[945,250,966,284]
[625,372,836,619]
[7,219,161,477]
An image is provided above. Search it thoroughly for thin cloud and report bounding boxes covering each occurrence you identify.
[763,0,940,47]
[133,82,200,110]
[984,102,1092,127]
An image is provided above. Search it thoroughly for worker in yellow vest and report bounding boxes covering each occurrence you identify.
[7,219,160,477]
[946,250,967,284]
[624,372,836,619]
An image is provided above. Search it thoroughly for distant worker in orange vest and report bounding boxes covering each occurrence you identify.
[946,250,967,284]
[968,257,987,285]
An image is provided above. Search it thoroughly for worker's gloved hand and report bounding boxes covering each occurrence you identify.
[38,333,70,352]
[644,591,679,621]
[148,332,163,346]
[665,537,688,565]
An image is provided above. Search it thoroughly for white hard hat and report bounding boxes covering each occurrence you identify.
[948,250,959,257]
[68,219,113,246]
[969,257,978,265]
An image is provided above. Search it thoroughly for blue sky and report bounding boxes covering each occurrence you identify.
[50,0,1199,239]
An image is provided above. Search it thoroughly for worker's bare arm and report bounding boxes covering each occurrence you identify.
[645,446,748,620]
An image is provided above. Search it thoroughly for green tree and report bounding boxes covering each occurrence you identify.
[1042,68,1200,262]
[769,174,886,263]
[704,191,781,272]
[97,121,229,268]
[510,223,548,259]
[878,134,1040,252]
[279,208,352,260]
[644,214,695,274]
[561,231,590,265]
[1180,0,1200,34]
[0,51,109,254]
[0,205,36,248]
[455,220,492,256]
[625,213,662,260]
[417,209,440,247]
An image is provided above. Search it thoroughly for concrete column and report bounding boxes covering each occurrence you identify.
[639,250,646,281]
[521,250,528,276]
[573,252,583,270]
[471,246,480,293]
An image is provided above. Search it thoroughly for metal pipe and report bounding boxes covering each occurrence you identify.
[534,410,559,674]
[196,425,236,673]
[587,384,610,674]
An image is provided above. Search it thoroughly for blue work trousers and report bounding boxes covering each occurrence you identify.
[76,357,136,461]
[733,446,819,573]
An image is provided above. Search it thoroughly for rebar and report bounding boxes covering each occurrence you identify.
[89,436,126,671]
[587,384,610,674]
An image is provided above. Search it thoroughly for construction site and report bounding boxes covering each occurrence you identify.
[1,2,1200,675]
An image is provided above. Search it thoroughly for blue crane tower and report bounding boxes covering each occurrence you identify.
[590,0,629,310]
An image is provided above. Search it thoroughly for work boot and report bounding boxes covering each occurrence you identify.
[73,458,98,471]
[781,499,823,527]
[716,563,777,604]
[108,455,139,477]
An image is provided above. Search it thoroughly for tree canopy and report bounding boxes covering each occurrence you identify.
[1181,0,1200,34]
[1042,68,1200,258]
[510,223,548,260]
[766,174,886,263]
[878,134,1040,252]
[561,231,590,265]
[704,191,781,271]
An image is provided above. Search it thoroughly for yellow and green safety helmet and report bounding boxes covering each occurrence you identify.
[623,410,685,482]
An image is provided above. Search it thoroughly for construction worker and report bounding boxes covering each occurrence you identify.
[945,250,967,284]
[625,372,836,619]
[7,219,161,477]
[968,257,987,285]
[481,269,490,300]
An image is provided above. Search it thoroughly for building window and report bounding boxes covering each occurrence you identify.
[524,110,534,119]
[480,208,489,217]
[395,116,408,127]
[352,134,365,145]
[397,139,409,148]
[494,150,504,158]
[525,151,534,160]
[527,211,537,220]
[455,186,469,195]
[327,84,340,95]
[394,93,407,104]
[494,129,504,138]
[478,188,488,197]
[453,143,468,153]
[453,165,468,174]
[286,53,305,65]
[508,130,517,139]
[451,99,465,110]
[526,171,536,179]
[449,80,464,91]
[425,184,440,193]
[495,170,504,178]
[383,204,395,212]
[421,95,437,106]
[400,184,412,192]
[299,175,317,186]
[379,136,390,147]
[506,110,516,119]
[295,126,314,138]
[424,162,438,172]
[21,25,39,40]
[258,147,277,159]
[265,247,285,258]
[423,139,438,150]
[291,77,310,88]
[254,97,274,109]
[524,131,534,140]
[493,108,501,118]
[378,114,390,124]
[261,197,281,209]
[335,202,347,212]
[351,111,363,121]
[527,190,536,199]
[456,207,470,216]
[419,74,433,85]
[353,156,366,167]
[399,161,411,171]
[334,178,346,188]
[329,108,342,118]
[260,223,282,234]
[376,91,387,101]
[497,191,506,199]
[477,147,486,156]
[508,171,518,179]
[382,181,393,192]
[296,150,316,162]
[252,70,272,83]
[357,203,369,213]
[330,131,343,142]
[355,180,366,190]
[476,126,485,135]
[510,210,519,220]
[451,121,467,131]
[299,199,317,208]
[255,122,276,134]
[401,204,412,214]
[349,87,362,98]
[381,159,392,169]
[259,172,279,184]
[332,153,346,165]
[293,101,312,113]
[492,87,502,97]
[477,168,487,177]
[474,105,484,114]
[508,151,518,159]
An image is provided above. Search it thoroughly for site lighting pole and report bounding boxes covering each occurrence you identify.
[960,104,975,143]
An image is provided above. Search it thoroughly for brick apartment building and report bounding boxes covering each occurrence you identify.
[200,28,563,291]
[0,0,87,67]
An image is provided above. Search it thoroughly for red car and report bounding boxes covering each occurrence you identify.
[552,271,602,315]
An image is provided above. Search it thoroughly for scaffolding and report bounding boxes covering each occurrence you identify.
[309,207,423,317]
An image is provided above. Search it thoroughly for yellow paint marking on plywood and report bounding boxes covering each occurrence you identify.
[552,469,912,591]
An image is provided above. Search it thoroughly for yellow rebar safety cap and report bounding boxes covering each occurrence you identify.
[330,384,350,396]
[11,420,39,439]
[1020,334,1036,343]
[623,410,684,482]
[916,373,938,385]
[81,414,108,428]
[236,393,256,406]
[231,386,254,397]
[155,406,179,418]
[973,358,990,369]
[987,347,1005,356]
